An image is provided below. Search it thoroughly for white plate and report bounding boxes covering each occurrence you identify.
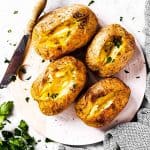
[8,0,146,146]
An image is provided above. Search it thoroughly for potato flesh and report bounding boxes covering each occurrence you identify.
[99,37,123,64]
[39,63,77,101]
[87,92,114,119]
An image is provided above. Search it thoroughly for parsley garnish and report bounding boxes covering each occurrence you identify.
[124,70,129,73]
[26,76,32,80]
[9,75,16,82]
[4,58,10,64]
[13,10,18,14]
[106,57,112,63]
[8,29,12,33]
[45,138,53,143]
[25,97,30,103]
[120,16,123,22]
[88,0,95,6]
[48,93,59,99]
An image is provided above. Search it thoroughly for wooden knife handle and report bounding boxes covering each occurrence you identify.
[26,0,47,34]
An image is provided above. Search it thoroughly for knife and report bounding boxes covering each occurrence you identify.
[0,0,47,89]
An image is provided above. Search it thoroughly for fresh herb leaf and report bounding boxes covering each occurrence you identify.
[120,16,123,22]
[88,0,95,6]
[18,120,28,132]
[13,10,18,14]
[4,58,10,64]
[14,128,21,136]
[124,70,129,73]
[13,43,16,47]
[8,29,12,33]
[0,101,13,116]
[2,131,13,140]
[45,138,53,143]
[106,57,112,63]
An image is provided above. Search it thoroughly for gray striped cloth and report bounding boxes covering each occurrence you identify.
[54,0,150,149]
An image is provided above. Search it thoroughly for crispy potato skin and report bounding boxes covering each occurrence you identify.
[86,24,136,77]
[31,56,86,115]
[75,78,130,127]
[32,4,99,60]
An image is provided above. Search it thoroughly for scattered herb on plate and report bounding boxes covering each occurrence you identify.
[136,76,140,79]
[8,29,12,33]
[120,16,123,22]
[13,10,18,14]
[25,97,30,103]
[124,70,129,74]
[26,76,32,80]
[9,75,16,82]
[42,59,45,63]
[45,138,53,143]
[4,58,10,64]
[88,0,95,6]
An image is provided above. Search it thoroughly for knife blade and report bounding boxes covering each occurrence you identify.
[0,0,47,89]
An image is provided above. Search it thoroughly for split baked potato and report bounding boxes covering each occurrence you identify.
[75,77,130,127]
[32,4,99,60]
[86,24,136,77]
[31,56,86,115]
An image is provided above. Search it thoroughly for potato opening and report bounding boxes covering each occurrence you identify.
[87,92,115,118]
[99,36,122,65]
[39,63,77,101]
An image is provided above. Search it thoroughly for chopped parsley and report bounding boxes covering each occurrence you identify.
[42,59,45,63]
[25,97,30,103]
[9,75,16,82]
[136,76,140,79]
[26,76,32,80]
[45,138,53,143]
[13,10,18,14]
[120,16,123,22]
[8,29,12,33]
[124,70,130,73]
[48,93,59,99]
[73,83,77,89]
[106,57,112,63]
[113,37,122,48]
[4,58,10,64]
[88,0,95,6]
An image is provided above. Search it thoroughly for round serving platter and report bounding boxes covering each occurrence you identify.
[8,0,146,145]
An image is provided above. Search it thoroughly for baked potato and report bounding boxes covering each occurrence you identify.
[32,4,99,60]
[31,56,86,115]
[86,24,136,77]
[75,77,130,127]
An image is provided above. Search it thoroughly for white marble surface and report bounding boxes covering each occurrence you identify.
[0,0,146,149]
